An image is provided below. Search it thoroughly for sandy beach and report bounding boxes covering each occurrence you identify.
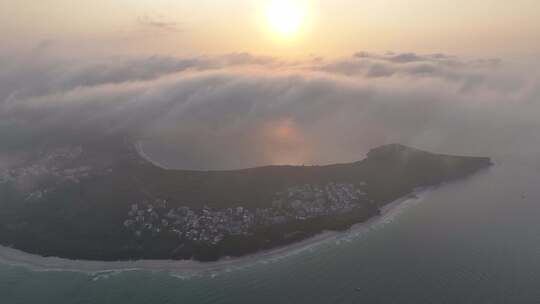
[134,140,169,170]
[0,190,427,277]
[0,140,437,277]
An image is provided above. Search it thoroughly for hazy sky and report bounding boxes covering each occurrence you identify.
[1,1,539,170]
[2,0,540,58]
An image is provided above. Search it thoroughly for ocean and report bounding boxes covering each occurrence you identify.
[2,155,540,304]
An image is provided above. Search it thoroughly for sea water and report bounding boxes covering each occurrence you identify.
[2,155,540,304]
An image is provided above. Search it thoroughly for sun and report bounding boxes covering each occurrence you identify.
[265,0,306,37]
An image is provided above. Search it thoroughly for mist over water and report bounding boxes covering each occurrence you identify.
[2,0,540,301]
[1,50,540,302]
[4,51,535,169]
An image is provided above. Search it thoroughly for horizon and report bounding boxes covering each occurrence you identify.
[2,0,540,59]
[2,2,540,303]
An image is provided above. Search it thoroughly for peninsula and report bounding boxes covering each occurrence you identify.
[0,140,491,262]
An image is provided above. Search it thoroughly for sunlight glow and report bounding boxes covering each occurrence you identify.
[265,0,306,37]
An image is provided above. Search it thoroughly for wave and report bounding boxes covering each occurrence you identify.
[0,189,430,279]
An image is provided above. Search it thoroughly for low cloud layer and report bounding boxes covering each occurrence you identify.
[1,51,539,170]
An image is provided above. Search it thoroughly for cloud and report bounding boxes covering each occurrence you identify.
[319,52,506,93]
[0,52,286,102]
[31,39,56,54]
[137,15,181,33]
[0,51,539,170]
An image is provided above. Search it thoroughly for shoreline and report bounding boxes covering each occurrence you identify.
[134,140,169,170]
[0,190,427,277]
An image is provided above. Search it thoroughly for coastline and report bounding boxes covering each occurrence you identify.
[0,190,427,277]
[134,140,169,170]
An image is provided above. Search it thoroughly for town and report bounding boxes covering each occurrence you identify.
[123,182,371,246]
[0,146,96,201]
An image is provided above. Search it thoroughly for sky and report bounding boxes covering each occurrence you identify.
[0,1,539,170]
[2,0,540,58]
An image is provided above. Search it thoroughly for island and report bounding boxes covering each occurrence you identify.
[0,138,492,262]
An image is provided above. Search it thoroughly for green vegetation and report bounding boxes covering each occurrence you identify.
[0,140,491,261]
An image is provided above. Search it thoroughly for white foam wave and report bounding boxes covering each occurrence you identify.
[0,189,431,280]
